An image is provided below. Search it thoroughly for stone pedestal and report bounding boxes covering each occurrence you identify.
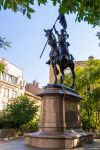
[24,84,93,149]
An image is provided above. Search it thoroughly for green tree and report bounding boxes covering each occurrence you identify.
[0,0,100,26]
[0,95,38,129]
[0,59,6,72]
[64,59,100,131]
[0,62,5,72]
[0,37,11,72]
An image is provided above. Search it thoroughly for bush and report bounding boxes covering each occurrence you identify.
[19,117,39,135]
[0,95,39,129]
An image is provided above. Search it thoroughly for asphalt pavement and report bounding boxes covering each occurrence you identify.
[0,138,100,150]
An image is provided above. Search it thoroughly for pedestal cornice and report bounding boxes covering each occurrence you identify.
[38,84,82,100]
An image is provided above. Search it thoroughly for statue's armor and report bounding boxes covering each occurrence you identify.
[54,27,70,59]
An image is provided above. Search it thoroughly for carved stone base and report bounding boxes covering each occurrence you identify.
[24,84,93,149]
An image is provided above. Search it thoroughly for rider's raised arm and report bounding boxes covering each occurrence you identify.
[53,25,59,36]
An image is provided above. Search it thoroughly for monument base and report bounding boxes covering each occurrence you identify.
[24,84,93,149]
[24,129,93,149]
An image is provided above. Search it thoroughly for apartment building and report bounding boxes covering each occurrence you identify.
[25,80,42,95]
[0,58,25,110]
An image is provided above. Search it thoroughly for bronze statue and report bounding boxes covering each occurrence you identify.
[40,13,75,88]
[53,25,70,60]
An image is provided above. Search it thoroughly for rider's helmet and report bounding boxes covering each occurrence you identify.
[60,29,69,38]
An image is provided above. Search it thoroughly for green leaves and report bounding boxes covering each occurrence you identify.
[0,37,11,50]
[0,95,39,129]
[28,7,35,13]
[27,12,31,19]
[12,0,17,12]
[0,0,100,25]
[59,0,100,26]
[26,7,35,18]
[0,0,35,18]
[3,0,9,10]
[51,0,61,6]
[38,0,47,5]
[0,62,5,72]
[64,59,100,130]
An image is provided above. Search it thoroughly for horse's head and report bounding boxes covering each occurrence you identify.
[44,28,57,48]
[44,28,53,38]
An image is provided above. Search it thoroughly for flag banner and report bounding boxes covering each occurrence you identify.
[58,13,67,30]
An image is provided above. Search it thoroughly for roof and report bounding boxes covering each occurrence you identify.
[24,90,41,100]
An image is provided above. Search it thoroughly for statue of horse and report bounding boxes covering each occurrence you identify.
[44,28,75,88]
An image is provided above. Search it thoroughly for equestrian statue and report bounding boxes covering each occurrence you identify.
[40,13,75,88]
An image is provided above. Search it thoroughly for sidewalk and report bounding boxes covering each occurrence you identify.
[0,138,100,150]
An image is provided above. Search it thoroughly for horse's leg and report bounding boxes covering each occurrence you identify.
[52,59,58,84]
[70,64,75,89]
[59,66,65,84]
[54,66,58,84]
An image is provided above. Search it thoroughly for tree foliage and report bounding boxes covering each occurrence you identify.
[19,117,39,134]
[60,0,100,26]
[0,37,11,73]
[0,0,100,26]
[64,59,100,131]
[0,95,38,129]
[0,36,11,50]
[0,59,6,72]
[0,63,5,72]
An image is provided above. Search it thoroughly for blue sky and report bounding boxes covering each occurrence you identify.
[0,2,100,87]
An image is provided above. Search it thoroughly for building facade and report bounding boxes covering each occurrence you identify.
[0,58,25,110]
[25,80,42,95]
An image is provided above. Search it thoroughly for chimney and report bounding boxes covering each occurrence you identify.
[36,82,39,87]
[33,80,36,86]
[88,56,94,60]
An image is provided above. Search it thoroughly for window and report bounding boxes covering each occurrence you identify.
[11,76,18,85]
[2,72,18,85]
[7,89,9,98]
[2,72,10,82]
[20,81,24,89]
[4,88,6,97]
[12,90,14,98]
[12,90,17,98]
[2,72,6,81]
[4,88,9,98]
[8,74,11,83]
[14,91,17,98]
